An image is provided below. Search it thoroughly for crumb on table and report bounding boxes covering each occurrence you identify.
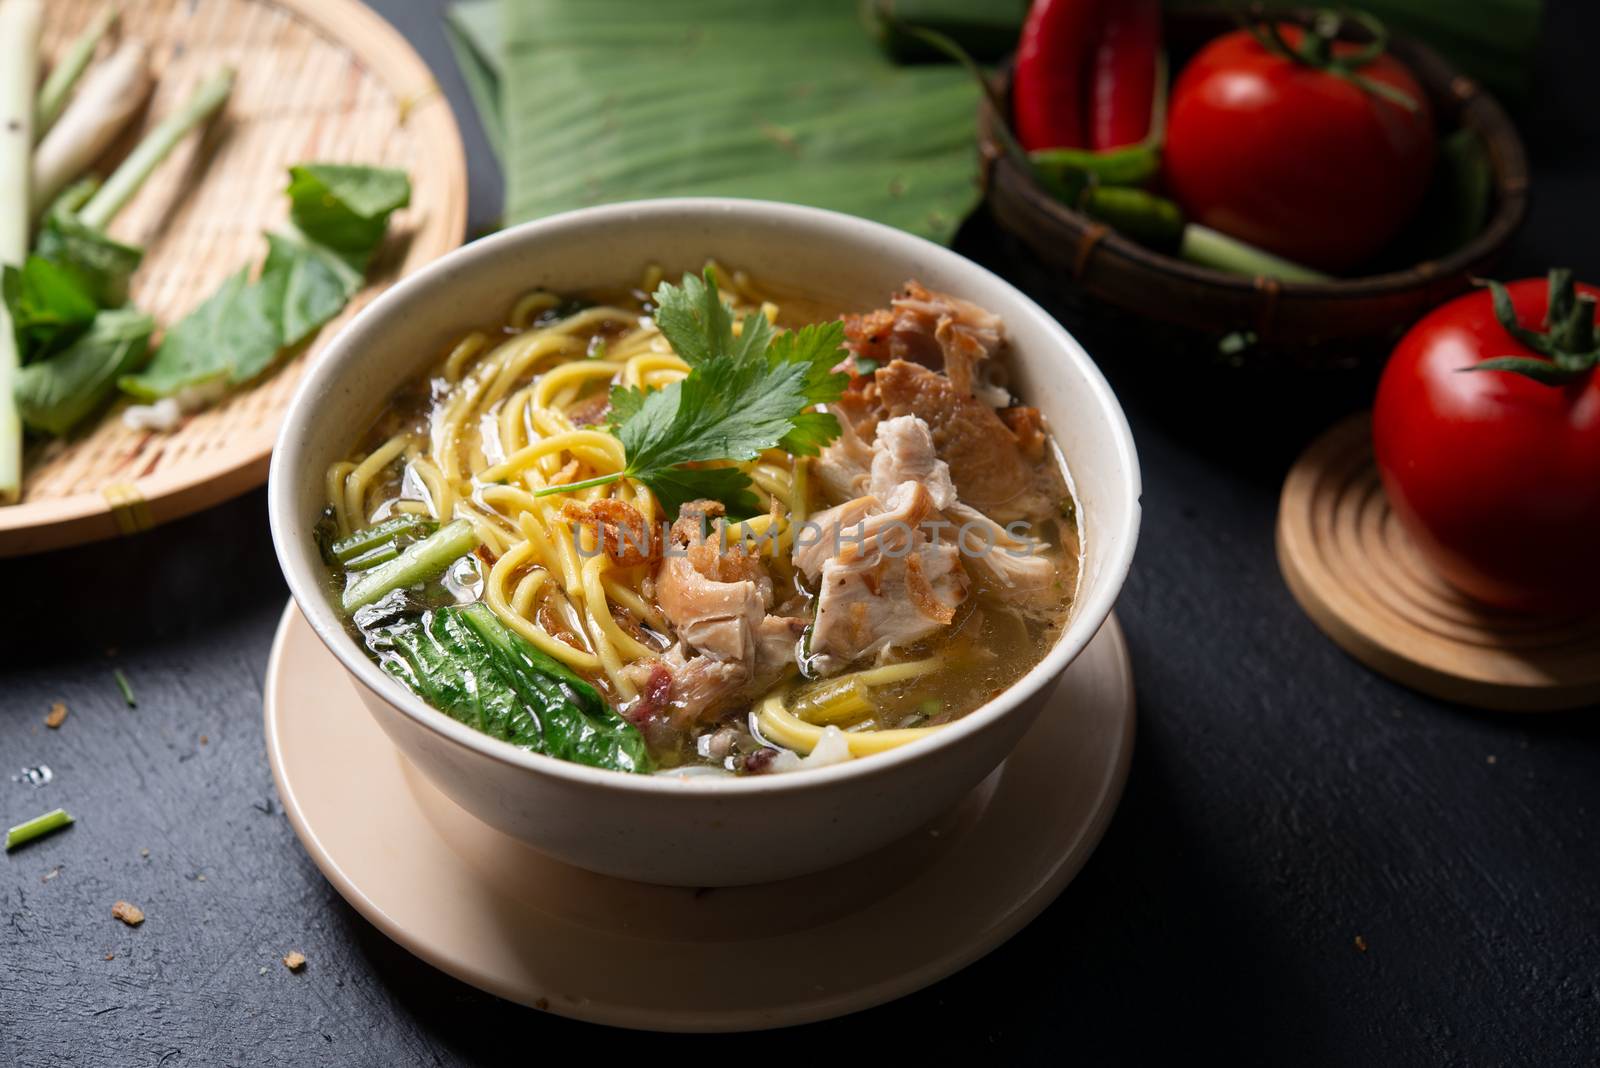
[45,702,67,729]
[1354,934,1368,953]
[112,901,144,927]
[283,951,307,972]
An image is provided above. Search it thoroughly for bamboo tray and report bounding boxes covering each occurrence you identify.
[0,0,467,556]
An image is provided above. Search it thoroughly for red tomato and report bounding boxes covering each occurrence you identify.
[1163,25,1436,272]
[1373,277,1600,613]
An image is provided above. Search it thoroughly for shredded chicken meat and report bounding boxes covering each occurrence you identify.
[632,501,803,724]
[843,280,1006,397]
[797,481,969,670]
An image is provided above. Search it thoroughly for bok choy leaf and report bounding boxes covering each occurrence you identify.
[371,603,652,774]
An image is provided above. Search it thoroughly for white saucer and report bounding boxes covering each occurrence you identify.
[263,602,1136,1031]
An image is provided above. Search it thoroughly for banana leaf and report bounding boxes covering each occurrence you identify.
[444,0,505,161]
[499,0,982,244]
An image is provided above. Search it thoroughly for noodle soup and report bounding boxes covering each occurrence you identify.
[318,265,1080,776]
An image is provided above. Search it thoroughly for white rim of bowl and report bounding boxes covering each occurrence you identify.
[268,197,1142,796]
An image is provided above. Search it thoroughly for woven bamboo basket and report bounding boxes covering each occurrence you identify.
[977,10,1529,349]
[0,0,467,556]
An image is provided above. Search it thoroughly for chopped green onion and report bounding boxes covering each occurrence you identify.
[330,514,434,562]
[345,543,401,571]
[113,668,135,707]
[6,808,74,851]
[341,519,480,613]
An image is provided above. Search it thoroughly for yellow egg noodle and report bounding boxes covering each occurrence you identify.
[325,264,941,754]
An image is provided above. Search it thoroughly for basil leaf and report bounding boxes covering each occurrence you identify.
[32,210,143,309]
[260,231,364,347]
[118,268,275,401]
[285,164,411,268]
[2,256,98,363]
[119,164,411,401]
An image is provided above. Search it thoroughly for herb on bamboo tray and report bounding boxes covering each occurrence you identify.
[119,164,410,423]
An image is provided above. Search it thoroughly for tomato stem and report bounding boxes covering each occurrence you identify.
[1236,6,1421,113]
[1463,269,1600,385]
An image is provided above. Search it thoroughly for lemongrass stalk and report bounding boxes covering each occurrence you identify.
[31,41,151,218]
[0,0,43,505]
[76,66,234,232]
[34,5,119,138]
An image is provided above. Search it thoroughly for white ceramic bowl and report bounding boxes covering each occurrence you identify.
[268,198,1140,887]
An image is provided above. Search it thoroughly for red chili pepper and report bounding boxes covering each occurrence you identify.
[1088,0,1163,150]
[1012,0,1106,151]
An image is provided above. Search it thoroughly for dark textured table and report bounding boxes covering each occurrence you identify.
[5,3,1599,1065]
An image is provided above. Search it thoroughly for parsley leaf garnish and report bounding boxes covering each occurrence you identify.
[536,269,848,515]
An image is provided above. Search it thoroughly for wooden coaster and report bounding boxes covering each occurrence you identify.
[0,0,466,556]
[1277,413,1600,712]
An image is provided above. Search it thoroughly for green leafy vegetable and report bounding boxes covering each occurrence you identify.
[31,180,144,308]
[14,307,153,435]
[538,270,848,514]
[120,164,410,401]
[118,268,272,401]
[2,255,97,362]
[650,269,772,368]
[341,518,480,612]
[285,164,412,269]
[372,603,652,773]
[5,808,74,851]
